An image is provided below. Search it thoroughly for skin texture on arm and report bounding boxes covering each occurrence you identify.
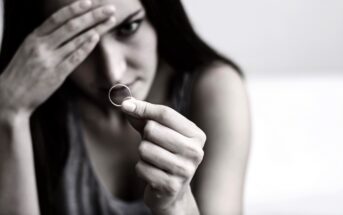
[191,63,251,215]
[0,112,40,215]
[0,1,39,214]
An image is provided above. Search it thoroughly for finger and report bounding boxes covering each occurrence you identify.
[139,140,194,178]
[136,160,181,195]
[121,98,198,138]
[56,33,99,77]
[36,0,93,36]
[58,16,116,60]
[143,121,205,162]
[49,4,116,48]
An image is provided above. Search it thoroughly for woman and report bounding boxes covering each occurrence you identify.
[0,0,251,214]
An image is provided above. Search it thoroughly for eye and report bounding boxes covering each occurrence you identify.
[116,19,143,38]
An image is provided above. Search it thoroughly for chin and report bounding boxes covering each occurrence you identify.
[129,80,150,101]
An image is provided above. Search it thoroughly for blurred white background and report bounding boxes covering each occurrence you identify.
[183,0,343,214]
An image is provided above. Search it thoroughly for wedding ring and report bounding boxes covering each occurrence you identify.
[108,84,132,107]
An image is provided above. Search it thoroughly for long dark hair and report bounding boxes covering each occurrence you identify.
[1,0,242,213]
[1,0,242,74]
[141,0,242,75]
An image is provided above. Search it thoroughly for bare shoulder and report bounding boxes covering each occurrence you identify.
[190,62,251,214]
[191,62,250,130]
[193,62,245,94]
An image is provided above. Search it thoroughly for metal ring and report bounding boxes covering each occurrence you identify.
[108,84,132,107]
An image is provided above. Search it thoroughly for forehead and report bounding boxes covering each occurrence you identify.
[46,0,143,21]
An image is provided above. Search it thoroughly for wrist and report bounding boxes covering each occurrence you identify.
[0,77,33,119]
[0,94,32,122]
[0,107,31,127]
[151,186,200,215]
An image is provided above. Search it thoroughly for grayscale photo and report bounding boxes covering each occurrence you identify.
[0,0,342,215]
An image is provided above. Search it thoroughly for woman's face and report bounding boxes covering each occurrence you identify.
[48,0,158,107]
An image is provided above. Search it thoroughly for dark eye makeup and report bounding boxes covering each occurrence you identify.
[115,18,144,38]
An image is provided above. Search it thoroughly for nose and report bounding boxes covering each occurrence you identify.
[97,37,127,84]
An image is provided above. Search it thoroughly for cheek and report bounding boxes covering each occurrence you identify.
[128,23,158,74]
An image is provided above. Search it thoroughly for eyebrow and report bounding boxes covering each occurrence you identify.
[115,9,144,28]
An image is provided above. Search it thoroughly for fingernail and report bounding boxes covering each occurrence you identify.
[103,6,116,15]
[80,0,92,9]
[122,99,136,112]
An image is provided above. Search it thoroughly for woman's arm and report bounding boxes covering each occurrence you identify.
[0,1,118,213]
[0,2,38,213]
[191,64,251,214]
[0,110,40,215]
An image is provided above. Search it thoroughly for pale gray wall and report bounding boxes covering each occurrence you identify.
[183,0,343,76]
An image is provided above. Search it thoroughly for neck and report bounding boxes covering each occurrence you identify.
[146,61,175,106]
[77,98,126,139]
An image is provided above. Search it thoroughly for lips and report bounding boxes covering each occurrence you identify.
[97,78,135,90]
[124,79,136,88]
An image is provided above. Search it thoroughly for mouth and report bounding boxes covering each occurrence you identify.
[124,79,136,88]
[97,79,137,94]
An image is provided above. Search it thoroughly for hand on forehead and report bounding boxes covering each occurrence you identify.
[45,0,143,23]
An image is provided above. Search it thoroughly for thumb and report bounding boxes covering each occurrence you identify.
[121,98,146,135]
[121,98,158,119]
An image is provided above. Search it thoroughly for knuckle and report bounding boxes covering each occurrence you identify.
[159,106,172,121]
[150,183,161,191]
[174,161,193,177]
[199,130,207,144]
[194,149,204,165]
[26,43,46,59]
[76,39,96,57]
[73,37,83,47]
[23,35,36,48]
[40,59,53,71]
[69,51,82,64]
[68,4,79,16]
[30,28,40,38]
[186,144,204,165]
[137,102,148,117]
[50,13,60,25]
[143,120,155,139]
[192,129,207,146]
[94,21,110,35]
[74,32,91,47]
[66,20,79,32]
[165,179,181,196]
[183,162,195,177]
[91,9,102,20]
[81,41,93,52]
[87,30,97,39]
[138,142,149,158]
